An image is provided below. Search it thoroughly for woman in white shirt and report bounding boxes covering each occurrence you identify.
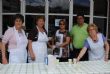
[2,14,28,64]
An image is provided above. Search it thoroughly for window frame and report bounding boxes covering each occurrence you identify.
[0,0,109,40]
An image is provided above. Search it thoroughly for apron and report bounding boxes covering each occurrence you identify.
[9,27,28,63]
[55,30,63,57]
[28,28,48,63]
[87,33,105,61]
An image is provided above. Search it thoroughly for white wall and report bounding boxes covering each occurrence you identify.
[0,0,2,37]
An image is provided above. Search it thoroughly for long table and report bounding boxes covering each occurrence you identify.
[0,60,110,74]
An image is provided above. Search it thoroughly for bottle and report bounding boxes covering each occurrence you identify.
[44,56,48,65]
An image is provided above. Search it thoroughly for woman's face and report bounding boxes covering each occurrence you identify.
[36,19,45,28]
[59,21,66,30]
[14,18,23,30]
[88,27,97,38]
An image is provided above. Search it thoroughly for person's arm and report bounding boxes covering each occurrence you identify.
[28,28,38,61]
[76,39,89,62]
[2,29,12,64]
[47,42,52,49]
[76,47,87,62]
[28,40,35,61]
[59,37,70,47]
[47,36,54,49]
[2,42,8,64]
[101,34,109,61]
[104,41,109,61]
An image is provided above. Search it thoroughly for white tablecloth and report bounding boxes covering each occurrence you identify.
[0,60,110,74]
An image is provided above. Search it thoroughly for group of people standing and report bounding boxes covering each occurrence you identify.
[1,13,109,64]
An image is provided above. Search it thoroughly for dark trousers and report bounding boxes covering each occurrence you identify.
[69,46,88,61]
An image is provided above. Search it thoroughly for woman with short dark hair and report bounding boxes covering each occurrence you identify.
[28,16,48,63]
[2,14,28,64]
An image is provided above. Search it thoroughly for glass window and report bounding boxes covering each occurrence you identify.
[2,0,20,13]
[94,0,107,16]
[93,18,107,36]
[49,0,69,13]
[73,0,90,15]
[2,15,14,34]
[48,16,69,37]
[25,15,45,33]
[26,0,45,13]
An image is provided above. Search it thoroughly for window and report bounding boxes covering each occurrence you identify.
[1,0,109,40]
[49,0,69,13]
[93,0,108,36]
[93,18,107,35]
[94,0,107,16]
[2,15,14,34]
[2,0,21,13]
[26,0,45,13]
[73,0,90,15]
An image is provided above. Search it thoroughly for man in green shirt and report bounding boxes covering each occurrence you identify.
[70,14,88,61]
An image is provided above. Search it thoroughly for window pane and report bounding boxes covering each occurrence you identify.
[93,18,107,36]
[48,16,69,37]
[25,15,45,33]
[3,0,20,13]
[94,0,107,16]
[49,0,69,13]
[26,0,45,13]
[2,15,14,34]
[73,0,90,15]
[73,16,89,26]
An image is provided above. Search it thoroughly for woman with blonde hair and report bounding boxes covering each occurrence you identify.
[76,23,109,61]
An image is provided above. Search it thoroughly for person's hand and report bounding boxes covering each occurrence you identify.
[30,53,36,61]
[55,44,60,48]
[76,58,79,63]
[52,45,56,49]
[2,58,8,64]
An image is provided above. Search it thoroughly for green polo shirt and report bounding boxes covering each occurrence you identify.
[70,23,88,49]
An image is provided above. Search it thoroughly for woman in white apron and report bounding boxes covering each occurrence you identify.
[2,14,28,64]
[51,19,70,59]
[28,16,48,63]
[76,24,109,61]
